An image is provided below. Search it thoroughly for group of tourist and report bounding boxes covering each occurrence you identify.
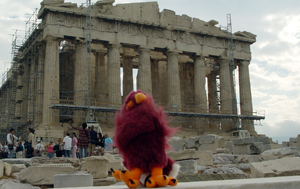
[0,123,113,159]
[0,128,39,159]
[70,122,113,158]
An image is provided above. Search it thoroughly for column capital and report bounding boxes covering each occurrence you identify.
[44,36,61,42]
[166,49,182,56]
[108,42,121,49]
[219,57,230,66]
[138,47,152,53]
[193,54,207,61]
[239,60,250,66]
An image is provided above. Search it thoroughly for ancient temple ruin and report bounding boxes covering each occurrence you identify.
[0,0,264,141]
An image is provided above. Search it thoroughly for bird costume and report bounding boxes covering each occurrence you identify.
[112,90,180,188]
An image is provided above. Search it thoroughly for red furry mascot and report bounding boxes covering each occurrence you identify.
[112,90,180,188]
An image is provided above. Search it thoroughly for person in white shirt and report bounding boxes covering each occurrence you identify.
[34,140,44,157]
[63,133,72,158]
[7,128,18,159]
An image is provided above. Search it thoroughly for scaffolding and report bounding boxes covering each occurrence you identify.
[226,13,240,129]
[0,8,42,139]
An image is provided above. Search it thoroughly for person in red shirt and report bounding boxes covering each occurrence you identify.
[71,122,90,158]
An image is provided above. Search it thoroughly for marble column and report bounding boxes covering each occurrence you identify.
[167,50,181,109]
[219,58,233,132]
[94,51,107,101]
[107,43,121,107]
[122,54,134,99]
[21,63,29,122]
[194,55,207,111]
[151,59,160,103]
[42,38,60,126]
[73,42,87,125]
[27,58,36,121]
[194,55,209,132]
[207,73,219,131]
[36,45,45,125]
[137,47,152,95]
[239,60,255,135]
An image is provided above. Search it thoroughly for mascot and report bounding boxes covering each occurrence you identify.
[112,90,180,188]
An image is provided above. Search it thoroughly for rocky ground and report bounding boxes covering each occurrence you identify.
[1,134,300,188]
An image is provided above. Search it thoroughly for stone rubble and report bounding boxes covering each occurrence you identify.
[11,164,26,173]
[4,162,12,177]
[232,137,271,155]
[0,179,40,189]
[0,160,4,177]
[262,147,300,157]
[2,134,300,187]
[251,157,300,178]
[54,173,93,188]
[85,156,109,179]
[19,164,75,185]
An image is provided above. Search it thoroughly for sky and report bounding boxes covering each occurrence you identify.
[0,0,300,143]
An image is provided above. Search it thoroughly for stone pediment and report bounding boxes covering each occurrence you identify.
[38,0,256,45]
[41,0,64,6]
[234,31,257,40]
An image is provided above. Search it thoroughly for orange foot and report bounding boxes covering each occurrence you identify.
[111,168,142,188]
[145,167,171,188]
[168,177,178,186]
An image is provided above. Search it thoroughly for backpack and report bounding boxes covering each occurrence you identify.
[53,145,59,151]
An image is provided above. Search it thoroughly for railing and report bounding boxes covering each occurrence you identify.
[50,96,265,118]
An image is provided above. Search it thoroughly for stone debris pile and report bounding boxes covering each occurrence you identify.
[232,137,271,155]
[282,134,300,147]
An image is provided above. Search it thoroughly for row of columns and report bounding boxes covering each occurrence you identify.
[40,38,254,134]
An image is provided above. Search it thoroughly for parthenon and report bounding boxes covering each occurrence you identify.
[0,0,264,141]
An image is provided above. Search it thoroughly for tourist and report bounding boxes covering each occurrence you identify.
[63,133,72,158]
[26,128,35,158]
[16,141,24,159]
[54,138,63,157]
[7,128,18,159]
[71,122,90,158]
[27,128,35,145]
[2,142,8,159]
[72,132,78,158]
[44,141,55,159]
[34,140,44,157]
[88,126,98,157]
[104,134,113,152]
[97,132,105,148]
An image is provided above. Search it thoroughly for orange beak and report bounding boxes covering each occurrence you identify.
[135,93,147,104]
[126,93,147,110]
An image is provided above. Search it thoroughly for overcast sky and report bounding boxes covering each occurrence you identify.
[0,0,299,142]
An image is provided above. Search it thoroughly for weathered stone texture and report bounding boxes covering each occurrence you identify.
[20,164,75,185]
[251,157,300,178]
[85,156,109,179]
[54,173,93,188]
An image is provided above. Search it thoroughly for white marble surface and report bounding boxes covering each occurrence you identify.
[55,176,300,189]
